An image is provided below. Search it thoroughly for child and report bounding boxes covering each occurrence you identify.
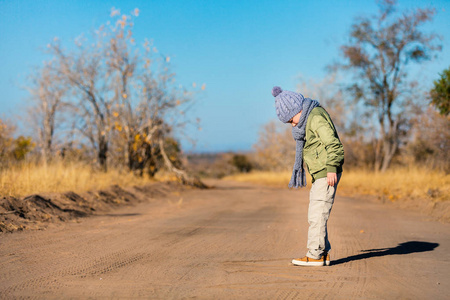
[272,86,344,266]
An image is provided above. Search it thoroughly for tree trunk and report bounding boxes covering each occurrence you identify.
[98,136,108,172]
[43,124,54,163]
[373,138,382,172]
[380,137,397,172]
[158,138,206,188]
[127,141,134,172]
[380,141,391,172]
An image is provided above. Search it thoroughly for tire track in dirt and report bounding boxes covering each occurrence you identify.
[1,199,240,297]
[1,247,147,296]
[0,228,138,285]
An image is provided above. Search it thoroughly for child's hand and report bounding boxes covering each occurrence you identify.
[327,172,337,186]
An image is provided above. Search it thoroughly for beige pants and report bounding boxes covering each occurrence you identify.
[306,173,341,259]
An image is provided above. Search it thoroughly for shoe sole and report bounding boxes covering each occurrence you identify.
[291,259,325,266]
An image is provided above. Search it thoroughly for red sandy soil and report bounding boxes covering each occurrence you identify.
[0,180,449,299]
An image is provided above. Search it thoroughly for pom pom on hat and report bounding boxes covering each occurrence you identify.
[272,86,283,97]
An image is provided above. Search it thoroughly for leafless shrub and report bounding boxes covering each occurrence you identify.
[405,107,450,172]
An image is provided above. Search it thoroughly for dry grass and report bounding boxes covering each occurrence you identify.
[0,161,167,197]
[225,167,450,203]
[338,167,449,203]
[225,171,294,187]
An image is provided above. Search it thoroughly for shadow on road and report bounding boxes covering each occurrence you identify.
[332,241,439,266]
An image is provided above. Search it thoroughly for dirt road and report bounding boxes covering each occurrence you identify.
[1,180,449,299]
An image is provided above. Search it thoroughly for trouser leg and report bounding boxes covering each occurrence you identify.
[306,173,341,259]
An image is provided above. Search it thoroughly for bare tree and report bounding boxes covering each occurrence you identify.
[50,35,114,171]
[102,10,195,179]
[27,61,66,163]
[336,0,441,171]
[37,8,200,184]
[407,106,450,171]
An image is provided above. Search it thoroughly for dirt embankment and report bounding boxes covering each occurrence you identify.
[0,182,185,233]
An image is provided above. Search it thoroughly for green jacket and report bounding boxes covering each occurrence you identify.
[303,107,344,182]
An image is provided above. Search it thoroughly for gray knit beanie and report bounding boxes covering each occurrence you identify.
[272,86,305,123]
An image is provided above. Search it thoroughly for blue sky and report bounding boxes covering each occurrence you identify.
[1,0,449,152]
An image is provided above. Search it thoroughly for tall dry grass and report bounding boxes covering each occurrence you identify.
[225,167,449,203]
[224,171,293,187]
[0,161,162,197]
[338,167,449,202]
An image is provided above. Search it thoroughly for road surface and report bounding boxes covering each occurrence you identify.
[1,180,449,299]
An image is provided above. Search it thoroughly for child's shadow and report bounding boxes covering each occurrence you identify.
[332,241,439,266]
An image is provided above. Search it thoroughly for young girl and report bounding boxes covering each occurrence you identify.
[272,86,344,266]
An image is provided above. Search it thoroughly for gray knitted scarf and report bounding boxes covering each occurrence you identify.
[289,98,320,188]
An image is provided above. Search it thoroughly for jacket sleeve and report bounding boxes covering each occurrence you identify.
[312,114,344,173]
